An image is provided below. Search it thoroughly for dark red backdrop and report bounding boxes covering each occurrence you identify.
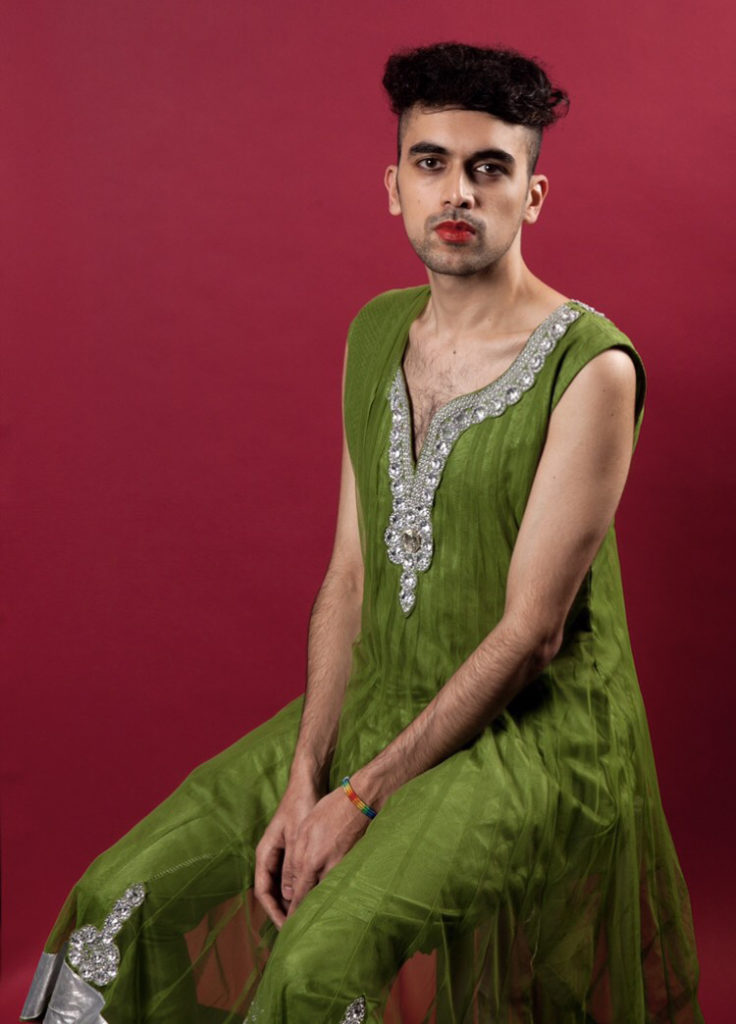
[2,1,734,1019]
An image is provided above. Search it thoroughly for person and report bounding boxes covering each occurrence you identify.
[21,42,704,1024]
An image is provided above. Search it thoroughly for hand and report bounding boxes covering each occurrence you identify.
[254,779,321,929]
[284,786,371,920]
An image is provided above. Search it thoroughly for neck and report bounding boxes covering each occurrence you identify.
[426,255,548,333]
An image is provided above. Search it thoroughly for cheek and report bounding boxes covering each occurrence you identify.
[402,198,429,224]
[491,190,531,224]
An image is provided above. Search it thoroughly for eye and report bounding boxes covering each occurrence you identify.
[475,163,506,177]
[416,157,442,170]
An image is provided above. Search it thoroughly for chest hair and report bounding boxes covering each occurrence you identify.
[402,325,530,459]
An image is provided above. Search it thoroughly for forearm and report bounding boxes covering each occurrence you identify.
[289,565,363,790]
[351,612,560,810]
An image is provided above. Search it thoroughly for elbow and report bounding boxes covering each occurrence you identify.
[501,611,564,676]
[531,628,563,673]
[322,557,364,604]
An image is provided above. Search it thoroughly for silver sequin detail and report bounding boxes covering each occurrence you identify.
[66,883,145,987]
[243,995,262,1022]
[244,993,366,1022]
[339,996,367,1023]
[385,301,603,614]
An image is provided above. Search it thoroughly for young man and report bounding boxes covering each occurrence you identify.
[22,43,703,1024]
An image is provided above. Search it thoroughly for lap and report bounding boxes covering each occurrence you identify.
[278,725,554,957]
[66,702,557,949]
[42,707,560,1022]
[251,727,556,1020]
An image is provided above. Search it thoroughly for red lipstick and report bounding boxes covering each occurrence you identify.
[435,220,476,243]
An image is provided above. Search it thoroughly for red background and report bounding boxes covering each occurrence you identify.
[2,1,734,1020]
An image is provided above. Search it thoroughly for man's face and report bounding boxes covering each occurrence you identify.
[384,105,548,278]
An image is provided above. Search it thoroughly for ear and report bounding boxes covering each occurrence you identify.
[523,174,549,225]
[384,164,402,216]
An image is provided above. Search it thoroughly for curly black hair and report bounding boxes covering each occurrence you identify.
[382,42,569,173]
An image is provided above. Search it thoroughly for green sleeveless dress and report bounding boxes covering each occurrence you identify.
[22,286,704,1024]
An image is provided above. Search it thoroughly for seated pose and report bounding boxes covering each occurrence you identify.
[21,42,704,1024]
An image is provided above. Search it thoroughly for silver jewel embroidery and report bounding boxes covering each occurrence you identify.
[384,301,604,614]
[339,996,367,1023]
[243,993,365,1023]
[66,883,145,986]
[243,995,262,1022]
[243,993,261,1022]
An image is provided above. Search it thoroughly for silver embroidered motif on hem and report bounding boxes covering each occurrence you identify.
[66,883,146,986]
[243,993,366,1022]
[384,301,603,614]
[339,996,367,1023]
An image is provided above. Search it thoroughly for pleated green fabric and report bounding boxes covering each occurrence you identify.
[26,286,704,1024]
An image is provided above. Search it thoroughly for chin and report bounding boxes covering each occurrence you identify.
[433,266,485,278]
[422,255,494,277]
[410,238,493,278]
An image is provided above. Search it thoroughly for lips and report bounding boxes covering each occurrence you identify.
[435,220,476,243]
[436,220,476,233]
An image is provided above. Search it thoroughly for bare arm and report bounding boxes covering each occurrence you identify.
[283,347,638,919]
[351,347,637,806]
[254,346,363,926]
[288,430,364,790]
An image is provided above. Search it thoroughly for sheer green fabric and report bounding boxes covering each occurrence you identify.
[26,286,704,1023]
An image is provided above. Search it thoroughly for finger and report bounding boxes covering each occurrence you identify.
[253,870,286,929]
[259,891,287,930]
[282,821,308,903]
[254,839,288,928]
[287,867,320,918]
[253,837,281,897]
[281,846,296,903]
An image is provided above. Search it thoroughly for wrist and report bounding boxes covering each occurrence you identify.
[288,751,331,794]
[340,776,378,819]
[347,764,394,814]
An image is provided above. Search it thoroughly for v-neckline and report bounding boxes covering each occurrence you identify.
[384,295,599,615]
[397,292,575,471]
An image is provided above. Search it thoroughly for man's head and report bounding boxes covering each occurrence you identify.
[381,43,568,278]
[382,42,568,176]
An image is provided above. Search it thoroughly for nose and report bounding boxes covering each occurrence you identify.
[443,166,475,209]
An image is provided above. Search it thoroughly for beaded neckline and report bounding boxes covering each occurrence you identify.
[383,299,603,616]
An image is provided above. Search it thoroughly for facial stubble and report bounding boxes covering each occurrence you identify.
[395,179,527,279]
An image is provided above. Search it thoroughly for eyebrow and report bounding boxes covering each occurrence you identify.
[406,142,516,166]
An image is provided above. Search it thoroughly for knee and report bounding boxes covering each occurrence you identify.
[75,848,134,922]
[265,929,324,1002]
[261,910,383,1016]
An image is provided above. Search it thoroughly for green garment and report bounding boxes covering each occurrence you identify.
[22,286,704,1024]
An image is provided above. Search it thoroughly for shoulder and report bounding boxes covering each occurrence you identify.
[555,346,637,413]
[565,306,638,383]
[539,300,645,391]
[343,286,427,407]
[344,285,430,381]
[551,299,647,442]
[565,301,644,382]
[565,300,635,349]
[348,284,430,334]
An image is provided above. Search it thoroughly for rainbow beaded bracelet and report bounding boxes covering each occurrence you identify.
[341,776,378,819]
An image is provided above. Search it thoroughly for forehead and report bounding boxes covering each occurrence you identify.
[400,105,533,161]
